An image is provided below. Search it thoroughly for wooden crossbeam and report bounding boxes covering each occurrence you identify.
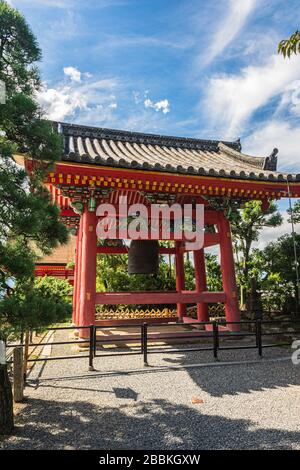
[95,291,226,305]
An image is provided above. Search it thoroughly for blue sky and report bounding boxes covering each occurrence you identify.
[8,0,300,244]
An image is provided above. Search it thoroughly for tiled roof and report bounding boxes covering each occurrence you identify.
[54,122,300,182]
[36,236,76,265]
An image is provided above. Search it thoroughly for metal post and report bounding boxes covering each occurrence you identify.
[257,320,262,357]
[93,325,97,356]
[88,325,95,371]
[141,324,144,354]
[255,320,259,348]
[213,321,219,360]
[143,323,148,367]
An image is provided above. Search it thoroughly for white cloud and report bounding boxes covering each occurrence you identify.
[144,98,170,114]
[204,54,300,138]
[37,68,118,122]
[277,80,300,117]
[201,0,258,66]
[38,86,86,121]
[243,121,300,173]
[63,66,81,82]
[37,70,172,131]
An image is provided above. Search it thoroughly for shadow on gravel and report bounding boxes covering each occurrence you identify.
[27,353,299,398]
[161,354,300,397]
[1,397,300,450]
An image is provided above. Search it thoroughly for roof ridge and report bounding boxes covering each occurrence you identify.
[53,121,241,152]
[218,142,265,170]
[51,121,300,182]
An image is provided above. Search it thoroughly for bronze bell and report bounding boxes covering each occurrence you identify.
[128,240,159,275]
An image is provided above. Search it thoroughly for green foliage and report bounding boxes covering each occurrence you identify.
[278,31,300,58]
[246,234,300,314]
[0,1,63,170]
[33,276,72,303]
[0,291,71,340]
[0,240,35,283]
[230,200,282,308]
[96,253,176,310]
[96,250,223,311]
[263,233,300,287]
[0,0,41,94]
[0,153,67,254]
[287,199,300,224]
[183,259,195,291]
[231,200,282,247]
[205,253,222,291]
[0,277,72,339]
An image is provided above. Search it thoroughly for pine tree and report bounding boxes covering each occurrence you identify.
[0,1,68,433]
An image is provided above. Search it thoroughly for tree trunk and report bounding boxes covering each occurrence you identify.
[0,364,14,434]
[293,281,300,317]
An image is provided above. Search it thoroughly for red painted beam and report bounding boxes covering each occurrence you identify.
[60,208,77,217]
[96,233,220,254]
[97,208,221,222]
[35,271,74,276]
[95,291,226,305]
[52,162,299,196]
[204,232,221,247]
[97,246,127,254]
[96,246,175,254]
[59,207,223,222]
[34,269,74,276]
[181,232,220,250]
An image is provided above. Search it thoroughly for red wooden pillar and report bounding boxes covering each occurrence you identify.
[193,249,209,322]
[74,216,83,326]
[78,206,97,337]
[217,212,240,331]
[175,241,186,321]
[72,231,79,324]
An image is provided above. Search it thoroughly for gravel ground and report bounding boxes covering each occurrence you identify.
[1,337,300,450]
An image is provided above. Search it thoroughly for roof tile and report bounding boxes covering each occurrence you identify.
[53,121,297,182]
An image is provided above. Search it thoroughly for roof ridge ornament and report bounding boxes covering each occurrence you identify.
[263,148,278,171]
[234,138,242,152]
